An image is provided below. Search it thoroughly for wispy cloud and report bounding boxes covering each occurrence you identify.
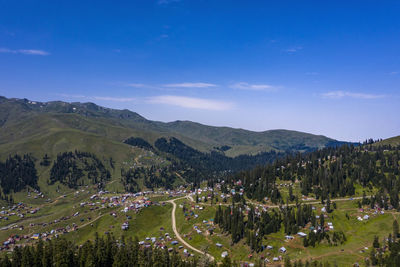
[92,96,136,102]
[163,82,217,88]
[389,71,399,75]
[230,82,276,91]
[284,46,303,53]
[0,48,50,56]
[58,94,135,102]
[58,94,86,99]
[321,91,386,99]
[148,95,233,111]
[125,83,147,88]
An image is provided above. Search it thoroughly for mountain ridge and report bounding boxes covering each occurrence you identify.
[0,96,348,157]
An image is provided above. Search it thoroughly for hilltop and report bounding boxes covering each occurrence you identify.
[375,135,400,147]
[0,96,351,198]
[0,96,344,158]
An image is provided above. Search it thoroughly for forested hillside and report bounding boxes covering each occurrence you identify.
[0,154,38,195]
[49,151,112,189]
[227,143,400,203]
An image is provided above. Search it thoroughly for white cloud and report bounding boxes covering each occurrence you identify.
[389,71,399,75]
[18,49,50,55]
[58,93,86,99]
[0,48,50,55]
[126,83,147,88]
[163,82,217,88]
[93,96,136,102]
[230,82,276,91]
[284,46,303,53]
[58,94,135,102]
[321,91,385,99]
[148,95,233,110]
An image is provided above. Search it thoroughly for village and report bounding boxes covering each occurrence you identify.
[0,180,393,266]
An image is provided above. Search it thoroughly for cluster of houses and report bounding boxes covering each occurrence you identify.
[137,230,194,258]
[357,206,385,222]
[27,189,46,200]
[0,224,79,251]
[0,203,40,228]
[0,187,191,251]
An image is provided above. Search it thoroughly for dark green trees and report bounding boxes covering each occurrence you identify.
[0,154,39,194]
[0,234,201,267]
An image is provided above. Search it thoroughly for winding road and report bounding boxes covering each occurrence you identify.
[167,197,215,262]
[165,193,369,263]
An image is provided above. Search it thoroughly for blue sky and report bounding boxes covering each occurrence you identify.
[0,0,399,141]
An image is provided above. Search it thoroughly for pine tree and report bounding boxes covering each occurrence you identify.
[373,236,380,248]
[393,220,399,240]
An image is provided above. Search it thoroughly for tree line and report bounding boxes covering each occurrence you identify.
[226,144,400,203]
[155,137,284,186]
[121,165,179,192]
[0,154,38,195]
[0,233,211,267]
[49,151,111,189]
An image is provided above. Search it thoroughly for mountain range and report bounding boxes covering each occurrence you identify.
[0,96,347,161]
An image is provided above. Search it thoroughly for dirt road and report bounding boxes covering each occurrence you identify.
[167,197,215,261]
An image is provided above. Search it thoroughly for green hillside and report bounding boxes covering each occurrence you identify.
[0,96,344,157]
[164,120,339,156]
[0,96,350,198]
[376,135,400,146]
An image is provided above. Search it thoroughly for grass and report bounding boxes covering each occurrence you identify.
[173,199,253,262]
[0,189,175,251]
[171,195,400,265]
[1,185,399,266]
[65,204,174,244]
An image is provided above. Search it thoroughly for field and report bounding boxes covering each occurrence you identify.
[0,182,399,267]
[169,191,399,265]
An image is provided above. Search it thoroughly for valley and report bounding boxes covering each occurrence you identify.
[0,97,399,266]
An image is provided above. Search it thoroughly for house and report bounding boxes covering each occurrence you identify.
[279,247,287,253]
[121,222,129,230]
[221,251,228,258]
[285,235,294,240]
[363,215,370,220]
[297,232,307,237]
[216,243,223,248]
[266,245,273,250]
[32,233,40,240]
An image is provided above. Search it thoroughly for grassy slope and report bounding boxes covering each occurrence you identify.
[163,121,338,156]
[0,187,397,266]
[0,97,343,158]
[172,198,398,265]
[376,135,400,146]
[0,113,168,197]
[0,190,175,248]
